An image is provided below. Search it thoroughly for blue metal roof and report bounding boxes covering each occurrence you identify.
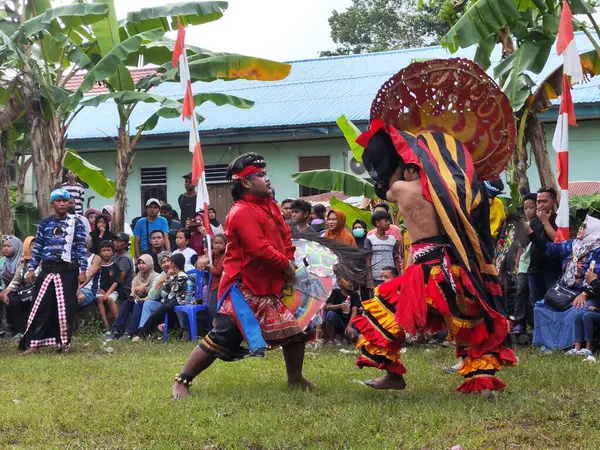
[68,32,600,141]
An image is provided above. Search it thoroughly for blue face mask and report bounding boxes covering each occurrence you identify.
[353,228,366,238]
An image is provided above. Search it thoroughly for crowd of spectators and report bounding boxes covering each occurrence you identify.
[2,171,600,359]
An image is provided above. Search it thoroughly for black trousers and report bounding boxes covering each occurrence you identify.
[140,298,179,335]
[7,291,30,334]
[513,273,533,327]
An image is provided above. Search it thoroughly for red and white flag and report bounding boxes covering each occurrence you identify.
[172,20,212,237]
[552,0,582,242]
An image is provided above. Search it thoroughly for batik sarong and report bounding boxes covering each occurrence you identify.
[19,262,79,351]
[199,282,307,361]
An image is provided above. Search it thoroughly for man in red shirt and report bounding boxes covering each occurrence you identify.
[172,153,313,400]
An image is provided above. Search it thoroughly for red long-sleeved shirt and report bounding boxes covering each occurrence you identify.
[219,194,295,296]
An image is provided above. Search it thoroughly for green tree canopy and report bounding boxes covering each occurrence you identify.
[320,0,449,56]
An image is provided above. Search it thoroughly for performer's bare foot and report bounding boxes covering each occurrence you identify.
[365,373,406,390]
[479,388,494,399]
[22,347,37,355]
[171,382,191,400]
[288,377,316,391]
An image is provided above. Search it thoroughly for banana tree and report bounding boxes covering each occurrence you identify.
[1,0,112,216]
[76,0,291,232]
[439,0,600,193]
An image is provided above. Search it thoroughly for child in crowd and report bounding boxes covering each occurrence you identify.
[172,228,198,271]
[380,266,399,283]
[323,274,361,345]
[96,241,120,333]
[511,193,537,335]
[197,233,226,326]
[365,211,401,291]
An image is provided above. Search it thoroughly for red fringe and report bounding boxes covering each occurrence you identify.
[352,315,391,349]
[457,375,505,393]
[389,264,428,335]
[498,346,518,366]
[355,355,407,375]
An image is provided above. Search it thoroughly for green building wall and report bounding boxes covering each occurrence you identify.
[80,137,348,222]
[76,119,600,224]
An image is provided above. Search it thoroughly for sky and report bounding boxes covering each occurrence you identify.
[116,0,354,62]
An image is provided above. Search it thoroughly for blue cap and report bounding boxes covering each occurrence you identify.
[50,188,70,202]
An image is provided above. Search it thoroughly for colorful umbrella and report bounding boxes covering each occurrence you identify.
[282,239,339,330]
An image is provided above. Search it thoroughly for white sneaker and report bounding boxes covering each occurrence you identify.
[577,349,593,357]
[565,348,579,355]
[131,336,141,343]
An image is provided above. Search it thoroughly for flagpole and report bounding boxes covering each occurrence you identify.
[173,17,214,264]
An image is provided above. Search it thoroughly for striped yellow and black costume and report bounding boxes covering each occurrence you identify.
[353,120,517,393]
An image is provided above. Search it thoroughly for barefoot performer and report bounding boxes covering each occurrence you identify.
[20,189,88,353]
[172,153,313,399]
[351,59,518,393]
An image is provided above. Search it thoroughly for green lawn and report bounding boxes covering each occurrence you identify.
[0,339,599,450]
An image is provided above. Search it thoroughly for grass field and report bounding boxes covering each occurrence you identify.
[1,338,599,450]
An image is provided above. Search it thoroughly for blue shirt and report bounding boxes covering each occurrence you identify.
[133,216,169,252]
[29,215,88,272]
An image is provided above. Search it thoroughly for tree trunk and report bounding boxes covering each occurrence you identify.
[29,106,54,217]
[525,114,558,193]
[511,147,530,197]
[114,126,134,233]
[15,155,33,204]
[0,135,14,235]
[513,114,530,197]
[28,104,65,217]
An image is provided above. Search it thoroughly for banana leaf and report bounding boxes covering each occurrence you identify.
[63,150,116,198]
[291,170,376,198]
[329,197,374,231]
[120,1,228,36]
[14,3,109,41]
[160,54,291,83]
[570,193,600,218]
[13,203,40,239]
[123,39,214,67]
[78,28,165,93]
[137,92,254,131]
[336,115,364,162]
[440,0,520,52]
[493,39,552,111]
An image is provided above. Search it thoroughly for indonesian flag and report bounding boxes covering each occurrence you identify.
[552,0,582,242]
[172,20,212,236]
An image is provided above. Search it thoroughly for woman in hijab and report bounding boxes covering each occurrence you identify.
[324,210,357,247]
[526,215,600,352]
[84,208,100,232]
[101,205,115,225]
[352,219,368,248]
[1,236,29,337]
[101,204,134,236]
[116,253,159,339]
[132,254,159,302]
[1,235,23,290]
[208,207,224,235]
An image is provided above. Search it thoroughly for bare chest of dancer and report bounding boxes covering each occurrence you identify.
[389,180,440,242]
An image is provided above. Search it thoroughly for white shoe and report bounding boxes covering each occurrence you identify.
[565,348,579,355]
[131,336,141,342]
[577,349,593,357]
